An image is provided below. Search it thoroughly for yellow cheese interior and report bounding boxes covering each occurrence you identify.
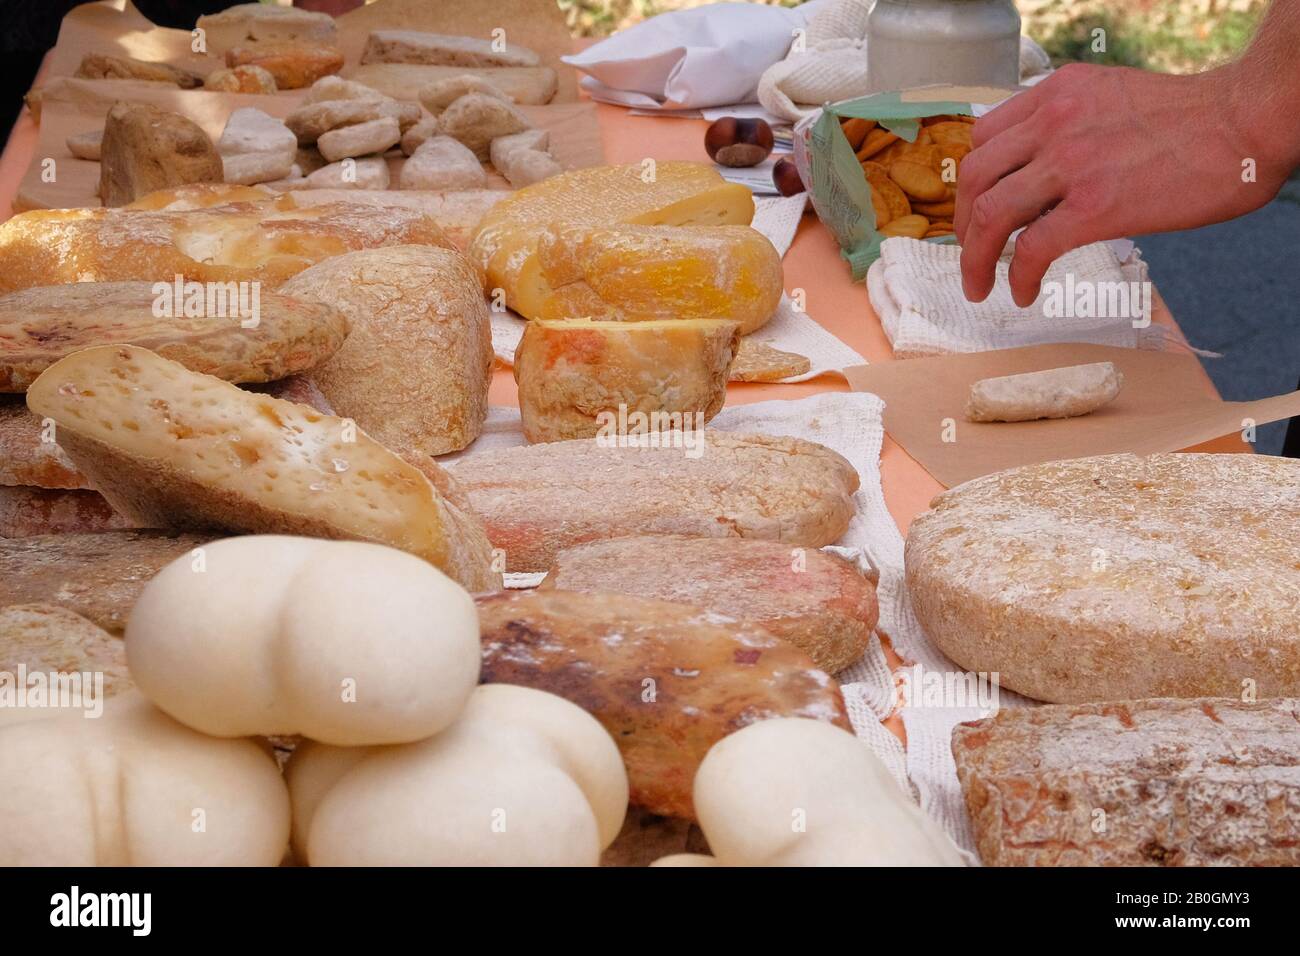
[26,345,450,565]
[536,223,783,332]
[468,162,755,319]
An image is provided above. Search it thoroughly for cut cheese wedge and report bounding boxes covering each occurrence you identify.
[514,318,739,443]
[536,223,783,334]
[26,345,501,593]
[468,162,755,320]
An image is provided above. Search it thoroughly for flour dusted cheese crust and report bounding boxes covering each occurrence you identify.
[0,200,452,293]
[0,531,214,634]
[952,698,1300,866]
[280,246,492,457]
[0,604,131,698]
[905,453,1300,702]
[26,346,501,593]
[447,431,860,572]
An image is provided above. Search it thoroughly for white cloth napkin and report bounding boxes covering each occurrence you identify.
[563,1,826,110]
[866,236,1171,359]
[488,194,865,383]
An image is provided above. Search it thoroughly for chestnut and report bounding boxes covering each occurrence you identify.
[772,156,805,196]
[704,117,774,168]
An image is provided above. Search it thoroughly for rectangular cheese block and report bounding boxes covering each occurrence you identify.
[467,162,755,319]
[345,64,558,105]
[536,223,783,333]
[361,30,540,68]
[514,318,738,443]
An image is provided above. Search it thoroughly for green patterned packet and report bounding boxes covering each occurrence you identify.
[791,86,1016,281]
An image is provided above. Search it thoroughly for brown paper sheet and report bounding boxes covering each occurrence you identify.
[20,0,596,210]
[844,343,1300,488]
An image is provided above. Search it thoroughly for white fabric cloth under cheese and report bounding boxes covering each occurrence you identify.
[563,1,827,110]
[867,236,1173,358]
[489,193,865,383]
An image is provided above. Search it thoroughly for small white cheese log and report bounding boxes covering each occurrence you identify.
[66,128,103,160]
[965,361,1124,423]
[399,135,486,191]
[495,148,561,188]
[126,536,481,746]
[222,150,295,185]
[286,684,628,866]
[437,93,529,161]
[317,116,401,163]
[0,692,289,866]
[400,116,439,156]
[420,74,512,114]
[306,155,391,190]
[692,718,966,866]
[217,107,297,160]
[488,128,549,169]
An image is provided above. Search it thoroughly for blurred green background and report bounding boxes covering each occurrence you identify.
[558,0,1268,74]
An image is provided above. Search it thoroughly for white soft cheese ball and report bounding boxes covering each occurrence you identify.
[0,693,289,866]
[286,684,629,866]
[692,718,966,866]
[126,535,480,746]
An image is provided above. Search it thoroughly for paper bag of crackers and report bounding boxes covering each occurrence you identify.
[793,86,1017,280]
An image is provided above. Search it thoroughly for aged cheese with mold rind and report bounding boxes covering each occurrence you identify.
[467,162,755,319]
[514,318,737,443]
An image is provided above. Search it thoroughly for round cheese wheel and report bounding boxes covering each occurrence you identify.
[905,453,1300,702]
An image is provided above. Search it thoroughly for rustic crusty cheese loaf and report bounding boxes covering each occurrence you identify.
[26,346,501,593]
[542,535,878,673]
[0,281,349,392]
[0,531,213,634]
[0,486,130,537]
[477,589,850,820]
[514,318,738,443]
[281,246,492,457]
[0,604,132,698]
[953,697,1300,866]
[447,431,860,572]
[0,201,453,293]
[906,453,1300,702]
[0,399,87,489]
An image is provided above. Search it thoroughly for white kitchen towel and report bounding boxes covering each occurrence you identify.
[866,235,1174,359]
[564,1,826,110]
[488,193,865,383]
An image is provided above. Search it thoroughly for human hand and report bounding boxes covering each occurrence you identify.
[954,62,1296,306]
